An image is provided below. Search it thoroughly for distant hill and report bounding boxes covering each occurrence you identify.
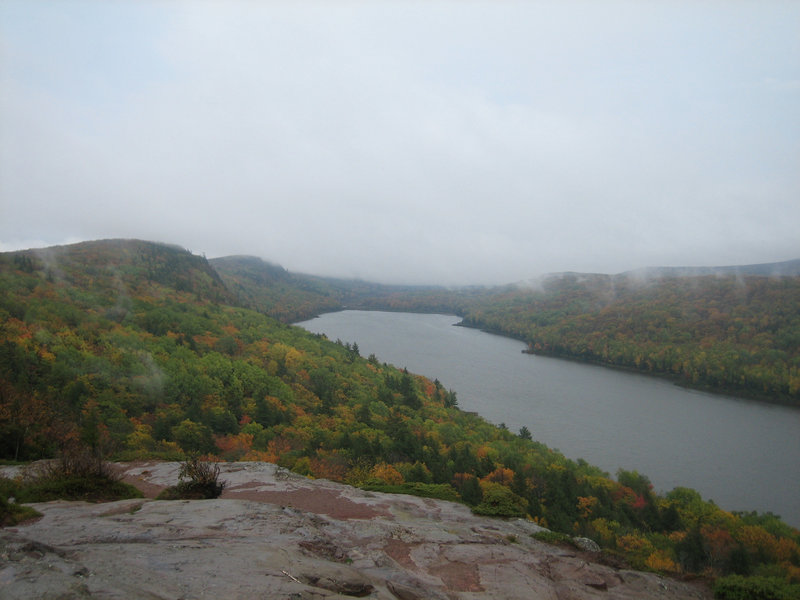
[4,238,799,408]
[621,258,800,279]
[211,254,800,325]
[209,253,800,405]
[209,255,342,322]
[210,254,455,322]
[458,270,800,406]
[2,238,233,318]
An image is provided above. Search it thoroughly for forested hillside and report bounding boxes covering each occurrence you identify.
[210,254,458,322]
[1,240,798,590]
[459,273,800,406]
[222,256,800,406]
[209,255,342,322]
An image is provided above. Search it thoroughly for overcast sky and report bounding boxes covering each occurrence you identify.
[1,1,798,285]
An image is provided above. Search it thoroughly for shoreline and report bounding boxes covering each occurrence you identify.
[453,317,799,410]
[300,307,798,409]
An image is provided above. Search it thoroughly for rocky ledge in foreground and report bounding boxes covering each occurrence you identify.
[1,462,710,599]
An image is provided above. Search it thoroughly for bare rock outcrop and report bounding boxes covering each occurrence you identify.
[0,462,710,599]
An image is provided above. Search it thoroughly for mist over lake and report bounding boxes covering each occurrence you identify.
[298,310,800,528]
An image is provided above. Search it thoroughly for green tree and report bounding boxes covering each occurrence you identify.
[171,419,215,454]
[473,482,527,518]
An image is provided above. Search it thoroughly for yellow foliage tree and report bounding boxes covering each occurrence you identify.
[371,463,404,485]
[587,518,617,547]
[736,525,778,562]
[577,495,599,519]
[126,423,155,452]
[645,550,678,573]
[617,534,656,570]
[482,467,515,486]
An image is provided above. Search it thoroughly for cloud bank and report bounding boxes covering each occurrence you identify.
[1,1,798,285]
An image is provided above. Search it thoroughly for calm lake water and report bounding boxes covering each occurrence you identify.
[297,310,800,527]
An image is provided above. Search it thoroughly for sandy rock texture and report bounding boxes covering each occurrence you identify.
[1,462,711,599]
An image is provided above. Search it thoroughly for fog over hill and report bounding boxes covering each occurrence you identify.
[211,250,800,291]
[7,238,799,291]
[620,258,800,280]
[2,3,799,285]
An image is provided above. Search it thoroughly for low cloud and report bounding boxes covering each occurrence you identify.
[1,2,798,285]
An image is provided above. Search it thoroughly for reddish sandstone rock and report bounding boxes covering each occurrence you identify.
[0,462,711,600]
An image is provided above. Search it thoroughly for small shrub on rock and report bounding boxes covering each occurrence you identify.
[0,477,41,526]
[157,456,226,500]
[17,444,142,503]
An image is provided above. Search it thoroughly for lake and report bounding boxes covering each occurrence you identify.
[297,310,800,527]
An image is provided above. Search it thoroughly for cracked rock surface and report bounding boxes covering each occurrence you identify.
[0,462,711,599]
